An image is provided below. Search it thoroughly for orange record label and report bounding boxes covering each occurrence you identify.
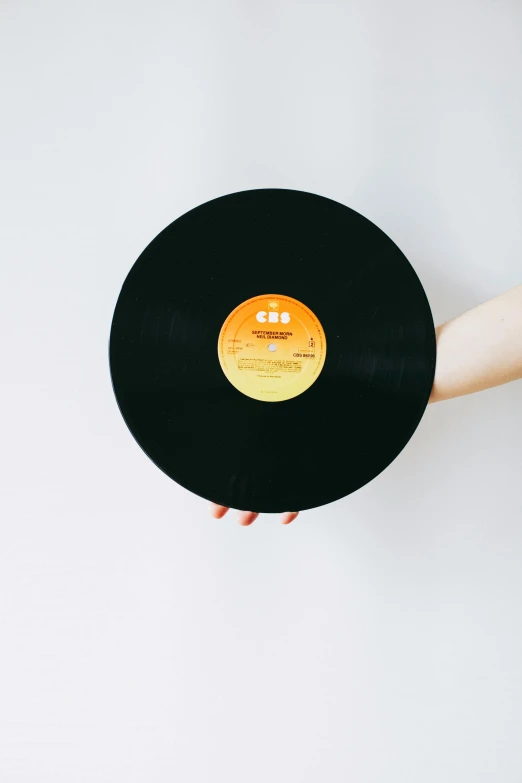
[218,294,326,402]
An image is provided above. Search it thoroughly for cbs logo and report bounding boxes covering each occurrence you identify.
[256,310,290,323]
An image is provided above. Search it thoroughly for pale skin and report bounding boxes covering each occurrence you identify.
[210,285,522,526]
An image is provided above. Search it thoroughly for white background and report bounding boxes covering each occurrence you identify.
[1,1,522,781]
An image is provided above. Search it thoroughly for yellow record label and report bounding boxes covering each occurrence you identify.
[218,294,326,402]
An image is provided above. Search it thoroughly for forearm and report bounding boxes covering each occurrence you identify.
[429,285,522,404]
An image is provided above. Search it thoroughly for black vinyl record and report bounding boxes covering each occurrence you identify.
[109,188,436,512]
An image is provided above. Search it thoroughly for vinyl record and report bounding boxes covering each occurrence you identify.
[109,188,436,512]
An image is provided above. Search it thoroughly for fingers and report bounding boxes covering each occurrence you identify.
[209,504,256,524]
[209,504,299,526]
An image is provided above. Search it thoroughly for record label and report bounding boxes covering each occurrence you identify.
[217,294,326,402]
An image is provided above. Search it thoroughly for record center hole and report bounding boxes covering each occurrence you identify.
[268,343,277,352]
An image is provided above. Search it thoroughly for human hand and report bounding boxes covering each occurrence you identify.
[209,504,299,526]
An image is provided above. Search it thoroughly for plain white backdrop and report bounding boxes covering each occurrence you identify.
[1,1,522,781]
